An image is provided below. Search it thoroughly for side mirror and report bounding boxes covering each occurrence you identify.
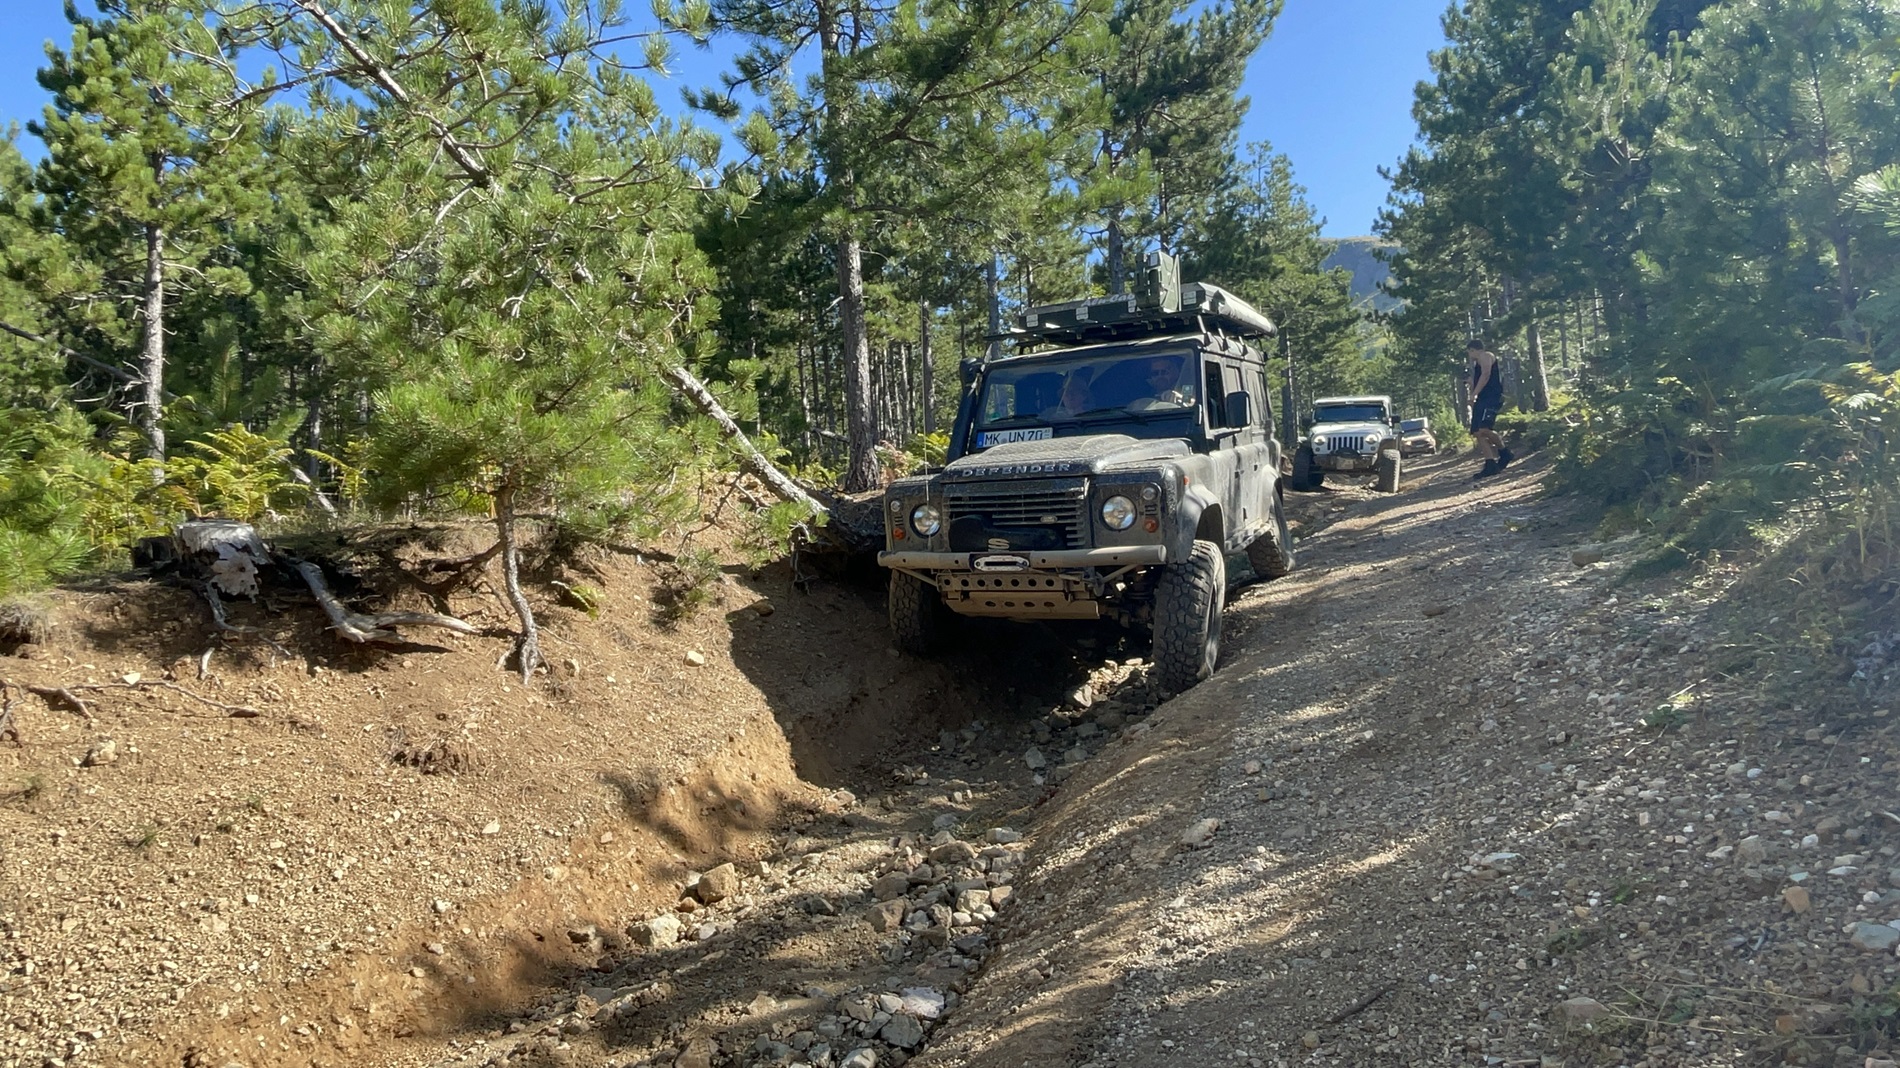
[1298,415,1313,432]
[1224,391,1251,428]
[959,357,983,386]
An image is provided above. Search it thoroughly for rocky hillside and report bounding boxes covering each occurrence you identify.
[1322,237,1399,313]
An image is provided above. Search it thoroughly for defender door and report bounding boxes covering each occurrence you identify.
[1203,356,1278,552]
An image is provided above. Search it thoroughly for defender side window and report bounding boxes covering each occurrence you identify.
[1251,368,1273,428]
[1203,363,1228,427]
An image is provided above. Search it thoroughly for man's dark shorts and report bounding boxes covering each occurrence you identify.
[1470,398,1502,430]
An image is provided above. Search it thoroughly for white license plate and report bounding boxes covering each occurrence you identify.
[976,427,1053,447]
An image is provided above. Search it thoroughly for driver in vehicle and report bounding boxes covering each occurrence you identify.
[1127,356,1192,411]
[1041,366,1097,419]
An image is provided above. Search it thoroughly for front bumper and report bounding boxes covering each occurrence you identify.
[881,546,1168,620]
[879,546,1168,571]
[1315,452,1380,472]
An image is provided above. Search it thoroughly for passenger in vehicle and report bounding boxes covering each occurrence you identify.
[1127,356,1192,411]
[1041,367,1097,419]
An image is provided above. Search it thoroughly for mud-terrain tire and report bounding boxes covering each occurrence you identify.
[1245,496,1296,579]
[1375,449,1402,493]
[1152,540,1226,692]
[1291,445,1323,492]
[889,571,949,654]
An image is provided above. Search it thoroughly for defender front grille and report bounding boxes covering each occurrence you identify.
[944,477,1089,550]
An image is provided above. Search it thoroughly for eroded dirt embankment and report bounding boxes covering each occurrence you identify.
[2,510,1155,1068]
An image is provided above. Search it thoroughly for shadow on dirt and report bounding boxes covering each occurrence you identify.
[721,560,1120,788]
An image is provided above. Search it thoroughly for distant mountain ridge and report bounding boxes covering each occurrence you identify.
[1321,237,1400,313]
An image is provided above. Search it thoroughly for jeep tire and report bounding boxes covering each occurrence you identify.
[1245,495,1296,579]
[889,571,949,654]
[1152,540,1226,692]
[1291,445,1323,492]
[1375,448,1402,494]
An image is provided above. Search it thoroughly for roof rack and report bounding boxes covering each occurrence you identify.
[1009,253,1277,346]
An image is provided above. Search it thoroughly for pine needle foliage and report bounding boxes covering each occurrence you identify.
[0,406,169,596]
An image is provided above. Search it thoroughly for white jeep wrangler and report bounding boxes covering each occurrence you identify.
[1290,395,1403,493]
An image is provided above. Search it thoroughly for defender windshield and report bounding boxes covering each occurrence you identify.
[1400,418,1428,432]
[971,349,1200,449]
[1312,403,1387,424]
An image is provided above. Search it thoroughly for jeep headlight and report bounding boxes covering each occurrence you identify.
[909,503,942,537]
[1311,436,1329,453]
[1100,495,1137,531]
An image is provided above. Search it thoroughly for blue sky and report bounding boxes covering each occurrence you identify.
[0,0,1447,238]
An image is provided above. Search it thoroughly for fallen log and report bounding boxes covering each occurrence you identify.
[665,365,827,520]
[293,561,479,644]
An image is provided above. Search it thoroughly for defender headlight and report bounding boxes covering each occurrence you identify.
[1101,496,1137,531]
[909,503,942,537]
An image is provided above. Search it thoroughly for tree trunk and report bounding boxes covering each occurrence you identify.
[493,485,540,683]
[303,390,325,479]
[837,231,879,491]
[1106,212,1126,296]
[141,219,167,468]
[1525,303,1552,412]
[985,255,1002,360]
[797,339,814,456]
[1280,332,1296,448]
[1556,300,1570,371]
[903,340,916,441]
[1834,231,1860,343]
[919,301,935,434]
[665,365,828,519]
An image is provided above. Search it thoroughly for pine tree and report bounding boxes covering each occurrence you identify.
[1182,142,1360,418]
[27,0,267,467]
[1081,0,1279,293]
[0,133,68,408]
[237,0,728,677]
[707,0,1107,490]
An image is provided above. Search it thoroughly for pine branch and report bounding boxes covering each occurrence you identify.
[290,0,494,187]
[0,319,147,391]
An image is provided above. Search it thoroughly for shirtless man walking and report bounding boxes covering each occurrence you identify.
[1466,339,1513,478]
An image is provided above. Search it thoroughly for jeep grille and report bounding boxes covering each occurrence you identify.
[1321,434,1368,454]
[944,477,1089,551]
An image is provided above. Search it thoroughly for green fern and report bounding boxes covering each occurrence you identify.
[167,424,308,522]
[0,406,171,595]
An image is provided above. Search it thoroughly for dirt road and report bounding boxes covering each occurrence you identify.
[919,452,1900,1068]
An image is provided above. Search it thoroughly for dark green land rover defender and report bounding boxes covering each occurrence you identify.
[878,260,1296,692]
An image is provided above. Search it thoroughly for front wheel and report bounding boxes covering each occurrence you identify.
[1291,446,1324,492]
[1375,449,1403,493]
[889,571,949,654]
[1245,495,1296,579]
[1151,540,1226,692]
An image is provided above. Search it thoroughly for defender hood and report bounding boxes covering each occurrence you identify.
[946,434,1189,480]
